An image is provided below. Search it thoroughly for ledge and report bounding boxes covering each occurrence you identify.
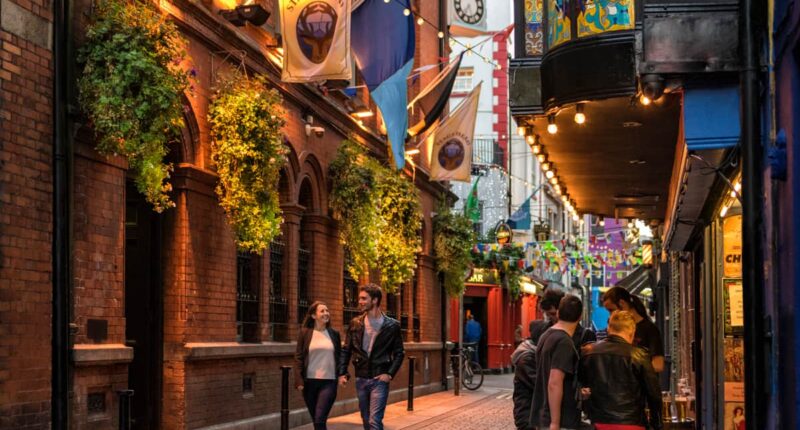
[72,344,134,366]
[403,342,444,352]
[184,342,297,361]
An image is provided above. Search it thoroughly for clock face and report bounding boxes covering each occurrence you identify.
[454,0,484,25]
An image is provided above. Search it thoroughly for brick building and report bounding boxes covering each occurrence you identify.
[1,0,453,428]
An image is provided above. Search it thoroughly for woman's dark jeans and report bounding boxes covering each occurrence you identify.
[302,378,338,430]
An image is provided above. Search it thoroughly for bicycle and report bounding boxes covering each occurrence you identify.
[459,342,484,390]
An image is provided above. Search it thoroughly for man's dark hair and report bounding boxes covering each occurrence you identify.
[557,294,583,323]
[359,283,383,306]
[529,320,549,343]
[540,288,566,310]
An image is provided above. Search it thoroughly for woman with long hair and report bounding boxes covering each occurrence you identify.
[601,286,666,372]
[294,301,342,430]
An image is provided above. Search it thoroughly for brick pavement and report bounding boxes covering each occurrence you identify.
[293,374,517,430]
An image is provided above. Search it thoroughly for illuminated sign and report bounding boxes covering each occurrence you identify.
[466,268,500,285]
[496,223,513,245]
[723,215,742,278]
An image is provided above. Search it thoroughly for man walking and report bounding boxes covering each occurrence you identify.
[531,294,584,430]
[339,284,405,430]
[580,311,662,430]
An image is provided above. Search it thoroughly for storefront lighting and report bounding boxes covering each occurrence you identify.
[547,114,558,134]
[405,148,420,156]
[574,103,586,124]
[545,170,554,179]
[541,162,550,171]
[599,218,605,227]
[517,125,528,136]
[720,205,729,217]
[526,134,536,146]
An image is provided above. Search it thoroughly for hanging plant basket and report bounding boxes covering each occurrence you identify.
[433,204,476,297]
[78,0,191,212]
[209,74,288,253]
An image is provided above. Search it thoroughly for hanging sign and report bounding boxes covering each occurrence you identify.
[723,214,742,278]
[495,223,513,245]
[280,0,352,83]
[467,268,500,285]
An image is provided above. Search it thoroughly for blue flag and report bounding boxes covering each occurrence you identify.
[507,196,532,230]
[352,0,415,169]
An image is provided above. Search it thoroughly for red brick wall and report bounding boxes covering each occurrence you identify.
[0,0,53,427]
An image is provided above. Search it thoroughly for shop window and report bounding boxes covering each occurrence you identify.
[342,251,360,328]
[269,241,289,341]
[237,251,260,343]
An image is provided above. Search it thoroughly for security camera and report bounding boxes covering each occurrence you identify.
[305,124,325,138]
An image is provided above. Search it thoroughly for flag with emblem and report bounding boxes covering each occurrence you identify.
[280,0,352,83]
[428,82,481,182]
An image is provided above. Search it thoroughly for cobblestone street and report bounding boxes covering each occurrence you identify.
[294,374,516,430]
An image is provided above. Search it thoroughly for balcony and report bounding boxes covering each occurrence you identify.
[472,138,504,167]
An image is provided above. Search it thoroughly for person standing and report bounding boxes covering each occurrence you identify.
[511,320,548,430]
[579,311,662,430]
[339,284,405,430]
[534,288,597,349]
[294,302,343,430]
[530,294,584,430]
[464,313,482,363]
[601,286,665,373]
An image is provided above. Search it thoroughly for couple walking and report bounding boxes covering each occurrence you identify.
[294,284,405,430]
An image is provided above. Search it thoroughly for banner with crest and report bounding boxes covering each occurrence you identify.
[280,0,352,83]
[427,82,481,182]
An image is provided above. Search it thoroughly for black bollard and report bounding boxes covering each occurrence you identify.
[407,356,416,411]
[280,366,291,430]
[450,352,460,396]
[117,389,133,430]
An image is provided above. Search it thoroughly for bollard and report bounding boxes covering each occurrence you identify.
[280,366,291,430]
[450,352,460,396]
[117,389,133,430]
[407,356,416,411]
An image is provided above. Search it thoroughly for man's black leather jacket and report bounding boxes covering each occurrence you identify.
[580,335,663,429]
[339,313,405,379]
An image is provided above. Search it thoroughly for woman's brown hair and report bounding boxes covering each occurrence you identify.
[301,301,331,329]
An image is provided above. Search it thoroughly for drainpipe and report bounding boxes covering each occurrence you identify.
[52,0,70,422]
[740,0,766,428]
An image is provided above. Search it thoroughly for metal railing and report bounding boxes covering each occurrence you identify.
[472,138,504,166]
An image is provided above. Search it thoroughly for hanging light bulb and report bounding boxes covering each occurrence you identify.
[550,176,558,185]
[599,218,605,227]
[554,184,562,194]
[403,8,411,15]
[541,162,550,171]
[574,103,586,124]
[437,31,444,39]
[537,153,546,163]
[526,134,535,146]
[495,63,502,71]
[532,144,542,154]
[720,205,730,217]
[417,16,424,25]
[547,114,558,134]
[517,125,527,136]
[640,94,652,106]
[561,195,569,204]
[627,219,634,228]
[384,0,390,3]
[573,213,580,222]
[545,170,555,179]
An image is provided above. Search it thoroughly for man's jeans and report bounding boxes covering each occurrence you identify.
[355,378,390,430]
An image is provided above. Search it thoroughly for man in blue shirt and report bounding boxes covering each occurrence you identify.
[464,314,482,363]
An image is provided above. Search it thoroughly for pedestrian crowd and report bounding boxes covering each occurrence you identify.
[512,287,665,430]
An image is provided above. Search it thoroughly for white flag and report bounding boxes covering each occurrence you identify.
[280,0,352,83]
[429,83,481,182]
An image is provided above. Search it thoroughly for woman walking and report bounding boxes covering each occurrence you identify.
[294,301,342,430]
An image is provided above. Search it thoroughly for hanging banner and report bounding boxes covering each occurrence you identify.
[449,0,487,36]
[428,83,481,182]
[280,0,352,83]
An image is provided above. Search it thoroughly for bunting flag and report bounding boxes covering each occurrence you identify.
[428,82,481,182]
[407,53,463,138]
[280,0,352,83]
[351,0,415,169]
[464,176,481,222]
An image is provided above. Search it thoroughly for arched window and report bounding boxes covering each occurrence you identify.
[297,178,314,322]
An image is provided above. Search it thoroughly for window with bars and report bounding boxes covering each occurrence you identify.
[269,241,289,341]
[399,284,409,341]
[236,251,260,343]
[342,252,360,328]
[297,246,311,323]
[385,290,398,322]
[412,271,420,342]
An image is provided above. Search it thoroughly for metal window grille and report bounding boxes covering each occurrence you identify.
[399,284,409,341]
[472,138,504,166]
[342,252,360,328]
[237,251,260,343]
[269,241,289,341]
[297,246,311,323]
[412,271,420,342]
[385,291,398,321]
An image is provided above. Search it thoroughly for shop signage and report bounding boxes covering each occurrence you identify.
[467,268,500,285]
[723,278,744,333]
[723,215,742,278]
[496,223,513,245]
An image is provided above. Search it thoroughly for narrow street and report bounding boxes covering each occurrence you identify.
[294,374,516,430]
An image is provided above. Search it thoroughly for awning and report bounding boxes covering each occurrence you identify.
[615,266,654,296]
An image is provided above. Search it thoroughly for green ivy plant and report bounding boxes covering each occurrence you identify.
[209,74,288,253]
[329,140,421,292]
[472,243,527,299]
[78,0,191,212]
[433,204,476,297]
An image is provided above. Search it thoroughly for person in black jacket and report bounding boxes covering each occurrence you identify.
[294,301,343,430]
[534,287,597,349]
[511,320,549,430]
[339,284,404,430]
[580,311,662,430]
